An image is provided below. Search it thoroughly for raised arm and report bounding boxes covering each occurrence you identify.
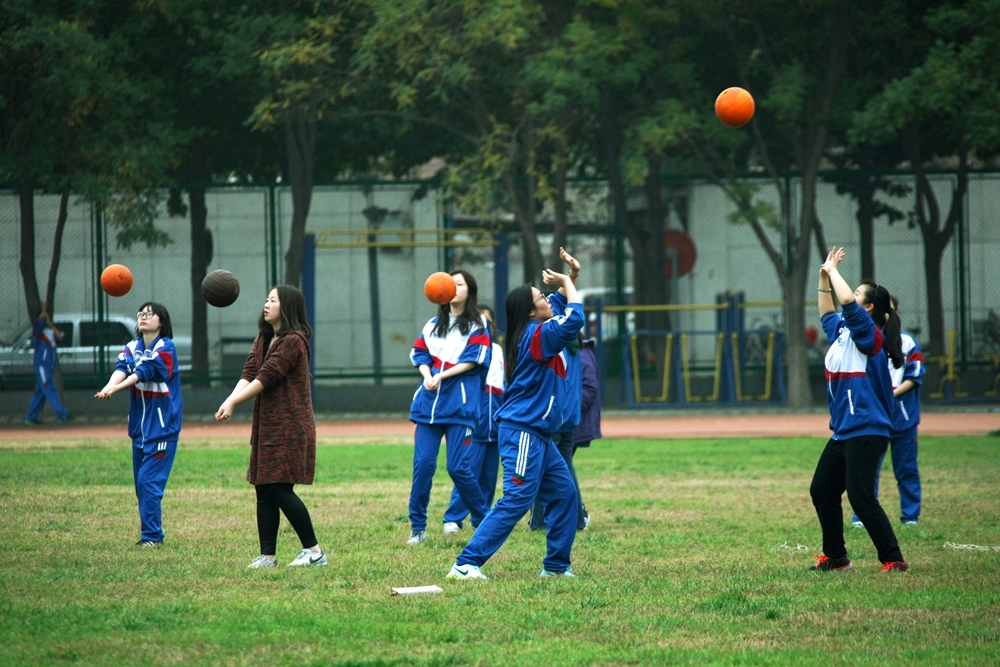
[820,246,853,306]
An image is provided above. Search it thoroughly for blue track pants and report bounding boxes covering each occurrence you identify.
[25,363,69,422]
[456,428,578,574]
[409,423,489,532]
[443,440,500,527]
[133,439,177,542]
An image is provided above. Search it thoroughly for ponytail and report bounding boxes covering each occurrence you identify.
[503,285,535,385]
[861,281,904,368]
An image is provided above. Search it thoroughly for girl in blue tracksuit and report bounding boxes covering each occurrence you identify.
[447,268,584,580]
[853,295,925,527]
[407,270,492,545]
[811,247,908,573]
[442,305,503,533]
[96,302,183,547]
[24,301,70,424]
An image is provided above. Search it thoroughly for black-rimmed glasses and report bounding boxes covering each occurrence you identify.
[137,311,156,320]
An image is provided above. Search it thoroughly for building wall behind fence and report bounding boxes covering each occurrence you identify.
[2,172,998,384]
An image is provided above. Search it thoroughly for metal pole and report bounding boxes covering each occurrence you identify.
[269,183,279,288]
[494,232,509,333]
[364,192,385,386]
[957,178,968,371]
[302,232,316,399]
[95,202,107,379]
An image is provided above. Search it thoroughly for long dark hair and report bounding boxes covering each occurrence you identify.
[859,281,903,368]
[478,303,495,339]
[503,285,535,385]
[258,285,313,339]
[432,270,482,339]
[134,302,173,339]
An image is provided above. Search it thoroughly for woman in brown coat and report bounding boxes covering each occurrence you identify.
[216,285,326,568]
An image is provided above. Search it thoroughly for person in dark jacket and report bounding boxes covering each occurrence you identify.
[216,285,327,569]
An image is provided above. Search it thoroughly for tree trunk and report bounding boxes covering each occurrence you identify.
[922,240,946,357]
[856,185,876,281]
[188,182,210,386]
[548,147,569,271]
[18,182,41,321]
[283,105,317,287]
[46,190,70,402]
[598,84,630,307]
[639,153,670,331]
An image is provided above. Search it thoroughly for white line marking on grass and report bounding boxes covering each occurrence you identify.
[943,541,1000,552]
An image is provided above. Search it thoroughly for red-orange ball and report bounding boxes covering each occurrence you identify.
[100,264,133,297]
[715,87,755,127]
[424,272,457,305]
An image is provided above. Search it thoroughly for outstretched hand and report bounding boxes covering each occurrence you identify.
[821,246,845,275]
[559,247,581,277]
[542,268,571,288]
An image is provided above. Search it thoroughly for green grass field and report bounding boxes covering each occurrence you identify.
[1,433,998,666]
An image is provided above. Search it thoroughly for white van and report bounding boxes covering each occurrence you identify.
[0,313,192,387]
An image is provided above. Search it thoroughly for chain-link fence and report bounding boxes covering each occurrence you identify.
[2,172,998,399]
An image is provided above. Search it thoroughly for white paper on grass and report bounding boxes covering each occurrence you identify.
[391,585,444,596]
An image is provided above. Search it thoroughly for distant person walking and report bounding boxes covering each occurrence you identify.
[25,301,70,425]
[216,285,327,568]
[95,302,182,547]
[811,247,908,573]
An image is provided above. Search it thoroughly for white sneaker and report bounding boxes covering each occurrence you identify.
[287,548,327,566]
[851,520,864,528]
[902,520,918,526]
[447,563,488,580]
[443,522,460,534]
[248,555,278,568]
[406,530,427,545]
[540,567,576,578]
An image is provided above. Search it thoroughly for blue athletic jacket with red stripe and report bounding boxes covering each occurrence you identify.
[473,341,505,443]
[409,314,492,428]
[496,303,585,440]
[116,336,183,445]
[547,291,584,433]
[890,331,925,437]
[821,301,893,440]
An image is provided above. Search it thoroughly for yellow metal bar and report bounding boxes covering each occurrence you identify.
[758,332,776,401]
[314,228,497,249]
[730,333,746,401]
[602,303,727,313]
[985,354,1000,397]
[629,334,645,403]
[660,334,674,402]
[707,333,724,402]
[930,330,969,398]
[680,334,698,402]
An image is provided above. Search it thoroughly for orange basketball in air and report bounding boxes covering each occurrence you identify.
[424,272,457,305]
[100,264,134,297]
[715,87,755,127]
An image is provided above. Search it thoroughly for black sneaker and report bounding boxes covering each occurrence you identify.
[881,560,909,573]
[135,539,163,548]
[809,554,852,571]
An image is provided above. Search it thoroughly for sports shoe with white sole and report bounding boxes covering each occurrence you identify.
[288,548,327,566]
[248,555,278,568]
[540,567,576,578]
[447,563,488,580]
[851,520,864,528]
[443,522,460,534]
[406,530,427,545]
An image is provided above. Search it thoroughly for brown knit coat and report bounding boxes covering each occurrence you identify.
[241,330,316,485]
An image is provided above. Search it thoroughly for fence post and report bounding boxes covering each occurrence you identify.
[302,232,316,399]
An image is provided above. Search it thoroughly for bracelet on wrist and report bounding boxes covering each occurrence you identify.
[818,288,832,293]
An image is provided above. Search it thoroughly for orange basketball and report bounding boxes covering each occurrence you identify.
[424,271,457,305]
[100,264,133,297]
[715,87,755,127]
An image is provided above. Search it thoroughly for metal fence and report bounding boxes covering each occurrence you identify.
[2,172,998,400]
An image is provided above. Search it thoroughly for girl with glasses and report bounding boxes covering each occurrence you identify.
[95,302,182,548]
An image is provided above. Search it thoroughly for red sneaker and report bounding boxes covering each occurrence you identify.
[881,560,909,572]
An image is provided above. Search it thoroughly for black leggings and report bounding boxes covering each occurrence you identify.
[529,431,587,531]
[810,435,903,563]
[255,483,318,556]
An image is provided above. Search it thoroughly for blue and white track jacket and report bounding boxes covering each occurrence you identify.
[32,317,59,381]
[547,291,584,433]
[409,314,492,428]
[117,336,183,446]
[496,302,585,440]
[473,342,505,444]
[821,301,893,440]
[890,331,925,437]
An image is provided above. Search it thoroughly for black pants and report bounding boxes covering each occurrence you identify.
[255,483,318,556]
[529,432,587,531]
[810,435,903,563]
